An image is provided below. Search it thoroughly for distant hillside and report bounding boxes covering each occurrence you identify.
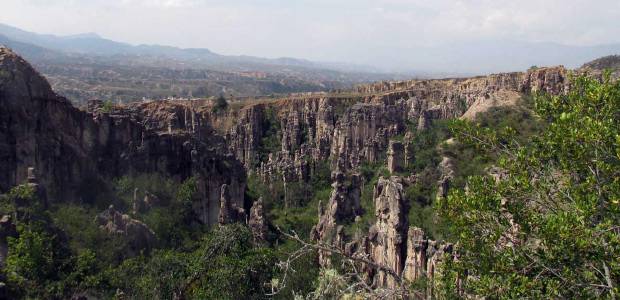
[581,55,620,71]
[0,23,383,74]
[577,55,620,79]
[0,23,405,104]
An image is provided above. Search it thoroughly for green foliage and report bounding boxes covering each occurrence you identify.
[0,68,11,82]
[110,251,190,299]
[6,227,56,285]
[247,159,332,239]
[405,120,451,173]
[3,185,102,299]
[212,94,228,113]
[101,100,114,113]
[52,204,129,265]
[8,184,35,202]
[176,176,198,207]
[444,104,543,188]
[113,173,178,208]
[345,161,387,236]
[439,74,620,298]
[110,174,206,249]
[272,243,320,299]
[308,269,350,299]
[110,224,277,299]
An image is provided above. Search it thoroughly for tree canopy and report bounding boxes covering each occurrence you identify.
[439,73,620,298]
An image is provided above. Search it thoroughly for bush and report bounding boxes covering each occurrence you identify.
[212,94,228,113]
[439,74,620,298]
[110,224,277,299]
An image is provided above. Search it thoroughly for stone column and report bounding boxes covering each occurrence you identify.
[387,140,405,174]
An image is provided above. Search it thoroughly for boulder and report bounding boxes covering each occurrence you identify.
[95,205,156,255]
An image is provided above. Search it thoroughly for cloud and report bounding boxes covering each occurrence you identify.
[119,0,202,7]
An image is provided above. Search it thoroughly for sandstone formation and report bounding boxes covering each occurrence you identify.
[218,184,246,225]
[368,176,409,288]
[0,47,575,294]
[200,63,569,193]
[0,47,245,226]
[312,172,361,240]
[311,171,362,265]
[95,205,157,255]
[387,140,405,174]
[0,47,570,213]
[319,176,460,298]
[248,197,268,245]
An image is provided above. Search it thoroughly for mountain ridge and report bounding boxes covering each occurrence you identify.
[0,22,381,74]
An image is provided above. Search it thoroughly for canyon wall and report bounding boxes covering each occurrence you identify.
[0,45,569,227]
[0,47,245,225]
[208,66,568,181]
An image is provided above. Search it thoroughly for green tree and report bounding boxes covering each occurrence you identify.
[101,100,114,113]
[3,185,93,298]
[439,74,620,298]
[109,224,276,299]
[186,224,276,299]
[6,228,55,286]
[212,94,228,113]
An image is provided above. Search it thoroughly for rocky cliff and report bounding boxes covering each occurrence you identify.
[0,43,571,232]
[206,65,568,181]
[0,47,245,226]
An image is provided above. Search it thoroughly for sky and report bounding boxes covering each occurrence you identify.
[1,0,620,71]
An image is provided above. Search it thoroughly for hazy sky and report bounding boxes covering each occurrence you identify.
[1,0,620,68]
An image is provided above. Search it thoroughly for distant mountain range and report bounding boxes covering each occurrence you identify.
[0,23,385,74]
[1,22,619,104]
[0,23,408,104]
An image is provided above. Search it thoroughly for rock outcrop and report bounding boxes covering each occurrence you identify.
[311,171,362,264]
[218,184,246,225]
[248,197,268,245]
[95,205,157,255]
[312,172,362,239]
[0,47,245,226]
[387,140,405,174]
[437,156,456,200]
[201,64,569,188]
[132,189,160,215]
[368,176,409,288]
[323,176,458,298]
[330,101,408,170]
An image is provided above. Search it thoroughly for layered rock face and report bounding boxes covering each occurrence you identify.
[368,176,409,288]
[311,171,362,248]
[387,140,405,174]
[0,47,245,226]
[205,65,568,184]
[330,100,409,170]
[218,184,247,225]
[332,176,456,296]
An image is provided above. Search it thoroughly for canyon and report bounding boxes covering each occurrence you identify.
[0,46,574,296]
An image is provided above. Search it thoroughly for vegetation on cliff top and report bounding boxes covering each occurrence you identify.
[438,73,620,298]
